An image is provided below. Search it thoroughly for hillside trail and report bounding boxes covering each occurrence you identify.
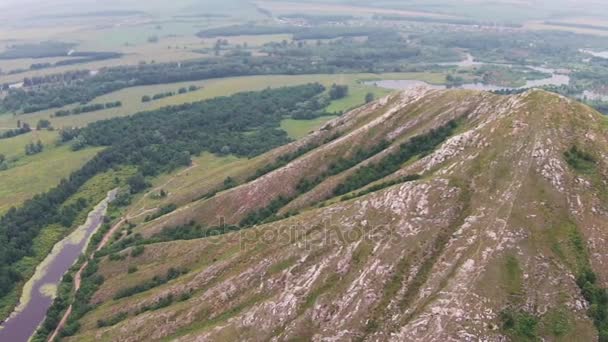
[49,159,210,340]
[129,160,199,217]
[47,205,156,342]
[406,126,539,339]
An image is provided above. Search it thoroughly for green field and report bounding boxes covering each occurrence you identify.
[0,72,442,130]
[0,132,102,214]
[280,116,338,139]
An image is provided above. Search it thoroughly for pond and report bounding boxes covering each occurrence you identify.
[0,189,116,342]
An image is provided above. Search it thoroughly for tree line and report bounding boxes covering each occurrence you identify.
[1,31,452,114]
[0,84,325,306]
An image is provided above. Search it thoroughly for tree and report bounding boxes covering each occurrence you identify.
[329,84,349,100]
[214,40,222,56]
[128,173,149,194]
[25,140,43,155]
[141,95,151,103]
[36,119,51,130]
[365,92,375,103]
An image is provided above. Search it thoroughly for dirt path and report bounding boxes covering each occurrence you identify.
[129,160,199,217]
[47,162,197,341]
[48,216,126,342]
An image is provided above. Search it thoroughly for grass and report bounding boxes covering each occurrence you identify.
[0,72,444,130]
[130,152,248,213]
[501,309,540,341]
[0,167,133,322]
[503,254,523,298]
[280,115,337,139]
[0,135,102,215]
[0,130,58,160]
[564,145,596,174]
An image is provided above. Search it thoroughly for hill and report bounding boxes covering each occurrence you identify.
[54,88,608,341]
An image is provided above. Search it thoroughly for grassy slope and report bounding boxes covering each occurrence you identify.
[64,90,607,341]
[127,152,252,218]
[280,116,337,139]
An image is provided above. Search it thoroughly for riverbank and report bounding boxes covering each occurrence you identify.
[0,189,117,342]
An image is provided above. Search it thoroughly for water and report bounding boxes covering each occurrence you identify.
[369,57,570,92]
[581,49,608,59]
[0,189,116,342]
[583,90,608,101]
[438,53,485,67]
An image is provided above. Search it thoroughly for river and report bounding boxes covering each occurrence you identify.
[369,53,571,92]
[0,189,117,342]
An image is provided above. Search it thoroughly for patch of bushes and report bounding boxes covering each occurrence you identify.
[130,245,145,257]
[500,309,540,341]
[334,120,459,196]
[145,203,177,222]
[55,101,122,117]
[564,145,596,173]
[576,268,608,341]
[113,267,187,300]
[97,311,128,327]
[141,86,200,103]
[340,174,421,201]
[0,124,31,139]
[241,139,392,227]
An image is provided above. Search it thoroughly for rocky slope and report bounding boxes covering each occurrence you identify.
[66,88,608,341]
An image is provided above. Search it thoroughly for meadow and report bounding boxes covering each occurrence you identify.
[0,72,442,130]
[280,115,338,139]
[0,131,102,214]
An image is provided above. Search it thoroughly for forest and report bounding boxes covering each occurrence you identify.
[0,84,325,308]
[0,32,456,114]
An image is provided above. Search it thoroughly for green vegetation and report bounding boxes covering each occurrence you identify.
[0,124,31,140]
[97,311,128,328]
[24,140,43,155]
[340,174,421,201]
[55,101,122,117]
[130,245,145,257]
[240,139,393,226]
[501,309,540,341]
[329,84,348,100]
[1,29,453,114]
[0,41,75,59]
[0,135,101,214]
[30,269,79,341]
[334,119,459,196]
[113,267,187,300]
[77,83,325,161]
[144,203,177,222]
[196,24,387,40]
[564,145,596,173]
[280,116,337,139]
[141,86,199,102]
[503,255,523,298]
[577,269,608,341]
